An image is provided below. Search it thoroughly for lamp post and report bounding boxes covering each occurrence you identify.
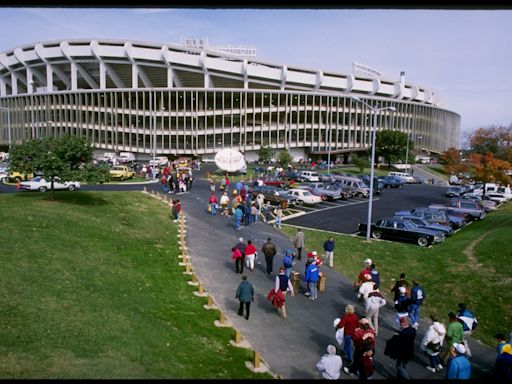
[351,96,396,241]
[0,106,11,150]
[327,99,333,176]
[405,132,422,173]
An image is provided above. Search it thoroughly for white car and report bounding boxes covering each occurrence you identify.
[287,188,323,205]
[19,176,81,192]
[484,192,508,204]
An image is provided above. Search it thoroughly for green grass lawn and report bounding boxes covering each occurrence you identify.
[282,203,512,347]
[0,191,272,379]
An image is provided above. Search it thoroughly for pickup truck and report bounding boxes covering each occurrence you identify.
[109,165,135,180]
[429,199,486,221]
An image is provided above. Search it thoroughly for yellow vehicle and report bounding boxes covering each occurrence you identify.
[109,165,134,181]
[9,171,34,182]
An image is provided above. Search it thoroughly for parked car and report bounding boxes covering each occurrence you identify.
[302,182,348,200]
[459,193,498,211]
[393,215,453,236]
[388,171,415,183]
[395,207,467,229]
[297,170,320,182]
[0,169,8,183]
[430,199,486,221]
[358,217,445,247]
[330,175,371,198]
[19,176,81,192]
[251,185,298,207]
[8,170,35,182]
[379,175,405,188]
[109,165,135,180]
[286,188,323,205]
[262,176,290,189]
[359,175,383,195]
[445,186,465,197]
[484,192,509,204]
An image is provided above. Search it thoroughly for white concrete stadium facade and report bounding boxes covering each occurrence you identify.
[0,39,460,162]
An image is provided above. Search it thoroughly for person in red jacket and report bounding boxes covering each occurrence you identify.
[337,304,359,366]
[244,239,257,271]
[354,258,372,290]
[350,317,376,378]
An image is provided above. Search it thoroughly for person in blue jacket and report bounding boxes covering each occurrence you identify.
[445,343,471,379]
[282,249,294,278]
[305,259,320,300]
[409,279,426,329]
[323,237,335,268]
[234,206,243,231]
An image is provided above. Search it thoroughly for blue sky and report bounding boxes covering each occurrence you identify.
[0,7,511,139]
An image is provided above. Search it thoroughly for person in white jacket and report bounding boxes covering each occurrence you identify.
[358,274,375,304]
[365,288,387,335]
[315,344,343,380]
[420,313,447,372]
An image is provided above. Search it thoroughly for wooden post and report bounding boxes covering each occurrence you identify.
[143,186,147,193]
[219,310,225,324]
[234,330,241,344]
[191,273,197,283]
[253,351,260,368]
[207,294,213,307]
[198,282,204,294]
[185,262,191,273]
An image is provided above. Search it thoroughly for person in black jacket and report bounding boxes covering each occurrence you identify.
[395,316,417,379]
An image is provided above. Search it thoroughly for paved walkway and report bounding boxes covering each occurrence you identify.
[152,166,495,380]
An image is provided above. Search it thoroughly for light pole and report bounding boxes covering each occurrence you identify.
[0,106,11,150]
[405,132,422,173]
[327,99,333,176]
[351,96,396,241]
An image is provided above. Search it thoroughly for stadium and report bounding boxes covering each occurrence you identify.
[0,38,460,162]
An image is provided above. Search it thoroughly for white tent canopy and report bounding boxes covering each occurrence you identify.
[214,148,246,172]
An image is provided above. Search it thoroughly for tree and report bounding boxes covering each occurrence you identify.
[353,153,370,173]
[257,145,274,164]
[374,130,409,168]
[470,125,512,162]
[470,152,511,186]
[9,135,109,199]
[440,147,468,175]
[278,150,293,166]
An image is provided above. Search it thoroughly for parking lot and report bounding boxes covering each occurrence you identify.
[283,183,451,234]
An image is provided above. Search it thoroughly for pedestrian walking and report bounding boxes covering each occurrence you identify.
[365,287,386,336]
[171,199,181,222]
[496,332,511,355]
[244,239,257,272]
[493,343,512,380]
[274,267,294,319]
[231,247,243,274]
[262,201,272,223]
[387,316,416,380]
[394,286,411,327]
[421,313,446,372]
[250,203,258,223]
[315,344,343,380]
[354,258,372,291]
[234,206,243,231]
[293,228,305,261]
[235,275,254,320]
[160,173,168,193]
[369,263,380,289]
[208,192,218,215]
[349,317,376,379]
[441,312,464,364]
[409,279,426,329]
[305,258,320,300]
[457,302,478,358]
[336,304,359,367]
[220,191,229,216]
[282,249,294,278]
[261,237,277,275]
[323,236,335,268]
[445,343,472,379]
[233,237,246,274]
[273,206,283,229]
[357,274,375,305]
[391,272,410,302]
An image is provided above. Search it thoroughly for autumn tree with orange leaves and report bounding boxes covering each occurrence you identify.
[470,152,511,185]
[440,147,468,175]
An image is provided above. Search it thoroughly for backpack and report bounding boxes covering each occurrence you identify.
[283,255,293,268]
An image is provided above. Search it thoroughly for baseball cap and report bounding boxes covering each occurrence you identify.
[364,258,372,265]
[453,343,466,354]
[238,237,243,242]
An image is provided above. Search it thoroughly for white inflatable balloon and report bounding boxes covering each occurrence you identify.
[214,148,247,172]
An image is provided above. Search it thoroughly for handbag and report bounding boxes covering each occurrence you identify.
[427,341,441,352]
[335,327,345,347]
[207,204,212,212]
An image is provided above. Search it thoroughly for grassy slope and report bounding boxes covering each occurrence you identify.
[282,203,512,347]
[0,192,271,379]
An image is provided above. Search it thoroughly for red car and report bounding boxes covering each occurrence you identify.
[262,177,290,189]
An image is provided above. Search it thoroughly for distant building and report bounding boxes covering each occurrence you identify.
[0,38,460,162]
